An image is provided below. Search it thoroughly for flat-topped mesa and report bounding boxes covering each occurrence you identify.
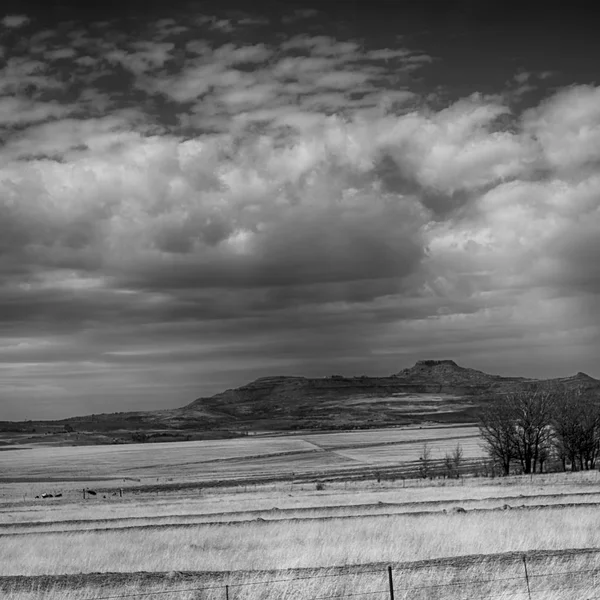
[396,359,466,376]
[393,359,504,388]
[414,359,460,368]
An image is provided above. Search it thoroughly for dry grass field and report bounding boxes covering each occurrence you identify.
[0,424,482,502]
[2,426,600,600]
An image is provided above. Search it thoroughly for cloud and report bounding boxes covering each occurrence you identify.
[0,57,66,97]
[43,47,78,60]
[194,15,235,32]
[237,16,270,26]
[104,42,175,75]
[1,110,157,161]
[128,33,430,137]
[0,97,76,127]
[1,14,30,28]
[2,88,594,319]
[280,35,360,55]
[522,85,600,172]
[1,8,599,418]
[153,18,189,40]
[281,9,321,24]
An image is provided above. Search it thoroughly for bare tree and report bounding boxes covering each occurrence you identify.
[479,397,515,475]
[419,442,432,479]
[553,388,600,471]
[452,442,464,476]
[478,387,555,475]
[507,387,555,475]
[444,443,464,478]
[443,452,454,479]
[553,389,583,470]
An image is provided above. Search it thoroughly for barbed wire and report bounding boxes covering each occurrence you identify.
[312,589,389,600]
[391,573,526,592]
[440,580,598,600]
[449,590,529,600]
[389,566,600,593]
[528,566,600,579]
[72,568,386,600]
[32,557,600,600]
[226,568,386,587]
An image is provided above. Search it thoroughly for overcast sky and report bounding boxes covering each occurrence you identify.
[1,0,599,420]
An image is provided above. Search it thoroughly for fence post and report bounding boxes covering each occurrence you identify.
[225,584,229,600]
[388,566,394,600]
[522,555,532,600]
[83,489,86,500]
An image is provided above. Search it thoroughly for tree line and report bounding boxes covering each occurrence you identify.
[479,386,600,475]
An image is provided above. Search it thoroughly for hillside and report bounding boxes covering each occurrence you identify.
[1,360,599,445]
[182,360,600,429]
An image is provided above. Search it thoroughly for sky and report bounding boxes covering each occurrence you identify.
[1,0,599,420]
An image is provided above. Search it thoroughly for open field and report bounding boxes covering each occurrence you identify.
[3,476,600,600]
[5,501,600,575]
[0,425,480,497]
[3,427,600,599]
[300,424,478,447]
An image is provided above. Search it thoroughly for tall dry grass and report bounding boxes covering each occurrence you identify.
[3,473,600,599]
[3,550,600,600]
[2,504,600,575]
[2,472,600,525]
[2,490,600,535]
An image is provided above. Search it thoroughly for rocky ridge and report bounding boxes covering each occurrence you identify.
[2,360,599,443]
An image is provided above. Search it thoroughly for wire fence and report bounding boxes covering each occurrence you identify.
[18,553,600,600]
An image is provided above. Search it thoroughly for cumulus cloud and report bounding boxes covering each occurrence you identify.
[1,14,29,28]
[0,57,66,97]
[523,85,600,172]
[0,97,76,127]
[0,6,599,418]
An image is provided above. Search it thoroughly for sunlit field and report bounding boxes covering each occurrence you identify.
[0,425,482,501]
[4,501,600,575]
[2,426,600,600]
[3,479,600,600]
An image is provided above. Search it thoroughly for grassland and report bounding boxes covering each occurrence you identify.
[5,498,600,574]
[0,424,480,494]
[2,426,600,600]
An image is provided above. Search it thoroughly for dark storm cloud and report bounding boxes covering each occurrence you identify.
[113,197,426,292]
[0,1,599,418]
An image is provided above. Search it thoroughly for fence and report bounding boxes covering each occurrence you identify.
[22,553,600,600]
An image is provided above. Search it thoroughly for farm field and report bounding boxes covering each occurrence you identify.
[3,473,600,599]
[300,424,478,447]
[2,426,600,599]
[0,425,481,499]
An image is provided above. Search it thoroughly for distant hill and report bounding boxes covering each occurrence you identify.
[2,360,599,445]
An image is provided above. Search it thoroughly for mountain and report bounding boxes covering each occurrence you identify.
[182,360,600,428]
[2,360,599,445]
